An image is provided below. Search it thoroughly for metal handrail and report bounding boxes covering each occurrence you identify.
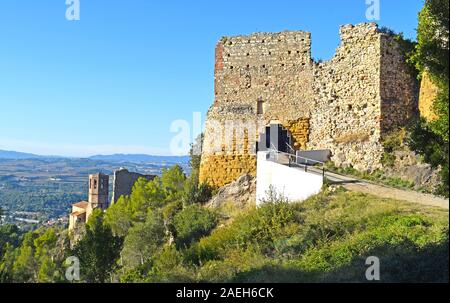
[286,142,296,155]
[267,146,326,177]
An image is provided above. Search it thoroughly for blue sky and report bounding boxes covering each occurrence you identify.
[0,0,423,156]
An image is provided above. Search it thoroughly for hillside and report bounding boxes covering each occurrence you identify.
[0,150,44,160]
[89,154,189,164]
[0,149,190,164]
[0,165,448,283]
[185,188,449,283]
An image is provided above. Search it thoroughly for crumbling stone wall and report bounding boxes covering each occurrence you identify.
[379,34,419,133]
[309,24,384,171]
[111,168,156,204]
[200,23,419,187]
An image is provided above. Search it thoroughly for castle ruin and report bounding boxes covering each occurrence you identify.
[199,23,419,187]
[111,168,156,204]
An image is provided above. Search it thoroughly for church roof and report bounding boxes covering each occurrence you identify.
[72,201,89,209]
[71,210,86,217]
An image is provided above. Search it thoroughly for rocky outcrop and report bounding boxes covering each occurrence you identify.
[206,174,256,210]
[384,150,441,193]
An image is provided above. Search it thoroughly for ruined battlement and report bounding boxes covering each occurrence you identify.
[216,31,311,71]
[200,23,419,187]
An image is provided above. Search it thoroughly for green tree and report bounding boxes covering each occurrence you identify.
[161,165,187,202]
[183,133,213,206]
[105,196,133,237]
[189,133,204,175]
[0,243,16,283]
[121,209,167,269]
[73,209,123,283]
[12,232,38,282]
[33,228,62,282]
[130,177,166,220]
[0,224,21,256]
[409,0,449,196]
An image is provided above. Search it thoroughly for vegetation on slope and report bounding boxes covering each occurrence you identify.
[1,164,448,283]
[408,0,449,197]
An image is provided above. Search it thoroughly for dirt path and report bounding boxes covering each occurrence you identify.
[343,182,449,209]
[319,169,449,209]
[279,160,449,209]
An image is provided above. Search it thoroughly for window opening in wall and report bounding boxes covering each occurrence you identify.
[94,179,97,189]
[257,99,265,115]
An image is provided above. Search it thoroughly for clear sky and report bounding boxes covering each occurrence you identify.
[0,0,424,157]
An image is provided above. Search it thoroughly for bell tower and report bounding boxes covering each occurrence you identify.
[88,173,109,211]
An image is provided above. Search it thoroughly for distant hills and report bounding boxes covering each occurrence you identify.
[89,154,190,163]
[0,150,46,160]
[0,149,189,163]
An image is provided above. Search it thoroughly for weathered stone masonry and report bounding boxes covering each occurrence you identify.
[200,23,419,187]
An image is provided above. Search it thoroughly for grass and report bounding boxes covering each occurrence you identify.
[159,189,449,283]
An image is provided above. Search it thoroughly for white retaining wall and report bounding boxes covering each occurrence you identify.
[256,152,323,206]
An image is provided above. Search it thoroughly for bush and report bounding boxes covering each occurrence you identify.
[183,181,213,205]
[173,205,217,248]
[188,199,295,265]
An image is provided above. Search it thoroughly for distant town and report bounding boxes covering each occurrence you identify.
[0,151,189,231]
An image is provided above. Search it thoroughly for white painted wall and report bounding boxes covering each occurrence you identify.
[256,152,323,206]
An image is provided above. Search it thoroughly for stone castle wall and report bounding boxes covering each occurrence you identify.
[379,34,419,133]
[111,169,156,204]
[200,23,419,187]
[308,24,383,170]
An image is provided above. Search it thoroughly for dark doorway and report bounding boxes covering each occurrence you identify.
[256,123,292,153]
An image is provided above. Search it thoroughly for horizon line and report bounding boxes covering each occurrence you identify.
[0,148,190,159]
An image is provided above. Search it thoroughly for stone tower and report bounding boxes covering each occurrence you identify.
[69,173,110,231]
[86,173,109,219]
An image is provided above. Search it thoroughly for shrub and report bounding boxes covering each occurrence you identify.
[187,199,296,265]
[173,205,217,248]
